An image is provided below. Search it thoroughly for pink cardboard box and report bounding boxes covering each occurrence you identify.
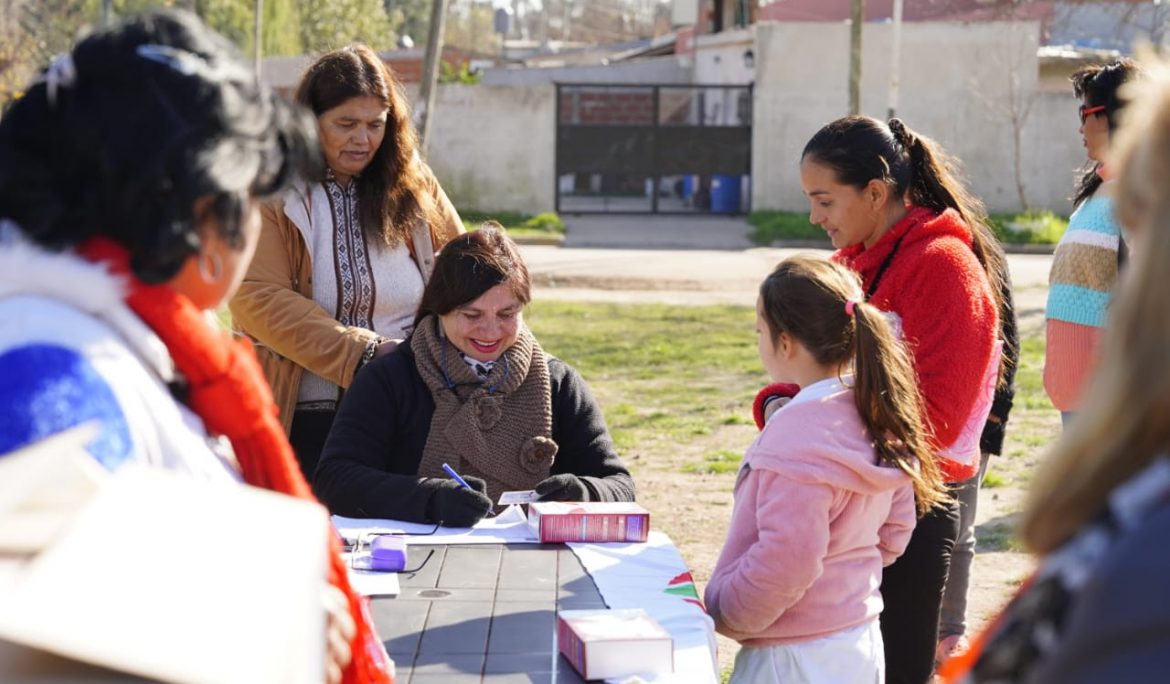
[527,501,650,543]
[557,608,673,680]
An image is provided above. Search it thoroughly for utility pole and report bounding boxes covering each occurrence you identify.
[417,0,450,156]
[253,0,262,80]
[887,0,903,119]
[849,0,863,115]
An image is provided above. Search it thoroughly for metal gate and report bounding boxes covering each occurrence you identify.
[555,83,753,215]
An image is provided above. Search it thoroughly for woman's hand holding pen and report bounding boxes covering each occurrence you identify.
[427,474,492,527]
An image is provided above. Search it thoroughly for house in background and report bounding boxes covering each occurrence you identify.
[262,45,497,98]
[262,1,1159,220]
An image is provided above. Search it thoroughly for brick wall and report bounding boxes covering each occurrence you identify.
[558,89,655,125]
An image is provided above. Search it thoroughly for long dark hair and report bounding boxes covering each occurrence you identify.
[1071,58,1142,207]
[759,255,948,514]
[296,44,440,246]
[415,225,531,326]
[0,9,319,282]
[802,115,1009,382]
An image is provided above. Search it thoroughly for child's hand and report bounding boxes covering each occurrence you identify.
[752,383,801,430]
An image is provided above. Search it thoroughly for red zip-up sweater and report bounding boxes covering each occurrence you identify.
[834,206,998,482]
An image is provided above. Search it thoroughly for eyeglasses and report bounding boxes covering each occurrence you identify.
[1079,104,1106,125]
[339,523,440,551]
[346,531,436,574]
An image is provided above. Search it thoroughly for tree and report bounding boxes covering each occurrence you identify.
[195,0,304,57]
[444,0,496,53]
[261,0,301,56]
[972,20,1037,211]
[298,0,396,53]
[0,0,36,106]
[384,0,430,47]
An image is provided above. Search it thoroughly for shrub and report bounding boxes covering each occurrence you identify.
[746,210,823,245]
[987,211,1068,245]
[459,210,565,235]
[521,212,565,233]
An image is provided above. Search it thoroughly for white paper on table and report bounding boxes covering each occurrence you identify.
[342,554,402,597]
[0,465,329,684]
[332,503,539,546]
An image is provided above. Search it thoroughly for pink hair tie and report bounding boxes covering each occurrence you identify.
[845,300,857,317]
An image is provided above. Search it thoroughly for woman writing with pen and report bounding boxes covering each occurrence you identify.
[313,226,636,526]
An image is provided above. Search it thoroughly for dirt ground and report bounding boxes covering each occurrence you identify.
[526,250,1055,675]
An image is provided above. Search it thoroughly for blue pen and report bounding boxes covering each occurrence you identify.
[442,462,473,490]
[442,462,495,515]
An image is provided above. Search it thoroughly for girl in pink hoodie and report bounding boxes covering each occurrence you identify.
[705,255,948,683]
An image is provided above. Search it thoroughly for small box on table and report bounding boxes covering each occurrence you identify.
[526,501,650,543]
[557,608,673,680]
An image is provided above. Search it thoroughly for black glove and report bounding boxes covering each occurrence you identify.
[427,475,493,527]
[535,473,590,502]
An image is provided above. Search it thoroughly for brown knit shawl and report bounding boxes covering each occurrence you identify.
[411,315,558,501]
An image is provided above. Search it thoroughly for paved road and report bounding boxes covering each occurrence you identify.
[519,245,1052,332]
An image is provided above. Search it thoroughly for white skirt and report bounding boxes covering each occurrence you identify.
[729,619,884,684]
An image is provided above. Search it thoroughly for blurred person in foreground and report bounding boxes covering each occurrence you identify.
[0,10,391,683]
[941,57,1170,683]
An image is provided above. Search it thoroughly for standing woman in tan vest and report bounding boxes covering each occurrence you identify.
[231,45,463,479]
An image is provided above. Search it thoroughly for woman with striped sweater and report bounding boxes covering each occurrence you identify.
[1045,59,1142,424]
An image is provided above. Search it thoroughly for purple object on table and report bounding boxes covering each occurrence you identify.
[369,535,408,572]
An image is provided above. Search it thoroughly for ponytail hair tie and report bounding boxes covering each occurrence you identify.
[845,300,858,317]
[888,118,912,148]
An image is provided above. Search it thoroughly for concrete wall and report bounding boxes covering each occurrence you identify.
[752,20,1084,214]
[421,84,557,213]
[692,28,754,86]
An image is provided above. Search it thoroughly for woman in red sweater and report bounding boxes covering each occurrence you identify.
[798,116,1003,684]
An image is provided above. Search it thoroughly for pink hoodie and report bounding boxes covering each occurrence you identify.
[704,377,916,647]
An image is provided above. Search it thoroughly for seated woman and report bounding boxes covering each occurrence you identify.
[314,227,636,526]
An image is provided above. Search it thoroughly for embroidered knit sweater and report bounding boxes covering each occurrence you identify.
[1044,196,1120,411]
[704,378,916,647]
[834,207,998,482]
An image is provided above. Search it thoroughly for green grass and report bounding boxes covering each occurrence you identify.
[977,519,1025,552]
[460,210,566,235]
[747,209,1069,246]
[746,210,825,244]
[1015,336,1050,410]
[526,300,767,458]
[683,449,744,475]
[981,472,1007,489]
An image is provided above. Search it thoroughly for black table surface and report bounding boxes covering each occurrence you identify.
[370,543,608,684]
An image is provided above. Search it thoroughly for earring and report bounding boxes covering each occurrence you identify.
[198,251,223,283]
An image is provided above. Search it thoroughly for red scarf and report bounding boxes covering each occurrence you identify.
[79,237,393,684]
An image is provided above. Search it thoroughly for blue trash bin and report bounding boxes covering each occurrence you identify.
[710,174,742,213]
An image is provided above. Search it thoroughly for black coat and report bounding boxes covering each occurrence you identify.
[314,343,636,522]
[980,258,1020,456]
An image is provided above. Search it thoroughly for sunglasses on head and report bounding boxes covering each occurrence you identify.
[1079,104,1106,125]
